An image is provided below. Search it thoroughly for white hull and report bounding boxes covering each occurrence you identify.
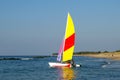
[48,62,71,68]
[48,62,81,68]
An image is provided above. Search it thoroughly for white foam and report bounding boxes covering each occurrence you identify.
[21,58,33,60]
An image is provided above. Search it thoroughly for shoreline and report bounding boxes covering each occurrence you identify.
[76,52,120,60]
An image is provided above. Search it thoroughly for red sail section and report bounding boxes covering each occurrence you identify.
[64,33,75,51]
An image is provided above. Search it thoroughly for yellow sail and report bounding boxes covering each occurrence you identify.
[62,13,75,62]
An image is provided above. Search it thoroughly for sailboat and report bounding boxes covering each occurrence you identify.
[48,13,80,68]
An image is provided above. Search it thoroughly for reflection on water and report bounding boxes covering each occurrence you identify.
[57,67,75,80]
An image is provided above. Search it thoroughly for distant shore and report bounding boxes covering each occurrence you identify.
[77,52,120,60]
[52,51,120,60]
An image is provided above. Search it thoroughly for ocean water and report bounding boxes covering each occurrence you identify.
[0,56,120,80]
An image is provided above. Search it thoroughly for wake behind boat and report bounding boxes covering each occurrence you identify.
[48,13,80,68]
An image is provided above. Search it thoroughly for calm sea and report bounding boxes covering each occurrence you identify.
[0,56,120,80]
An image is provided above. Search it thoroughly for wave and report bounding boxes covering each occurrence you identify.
[0,57,33,61]
[0,56,50,61]
[0,57,20,60]
[21,58,33,60]
[102,61,111,68]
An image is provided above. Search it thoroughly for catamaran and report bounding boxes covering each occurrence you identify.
[48,13,80,68]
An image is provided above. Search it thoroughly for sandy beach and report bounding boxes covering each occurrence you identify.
[78,52,120,60]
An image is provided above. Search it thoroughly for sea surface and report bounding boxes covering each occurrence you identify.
[0,56,120,80]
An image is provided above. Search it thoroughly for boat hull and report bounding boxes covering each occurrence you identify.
[48,62,81,68]
[48,62,71,68]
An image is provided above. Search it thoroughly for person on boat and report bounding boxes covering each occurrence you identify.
[66,59,76,67]
[71,59,76,67]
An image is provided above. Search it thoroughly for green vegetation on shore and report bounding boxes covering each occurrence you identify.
[52,50,120,56]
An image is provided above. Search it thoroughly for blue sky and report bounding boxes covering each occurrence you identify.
[0,0,120,55]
